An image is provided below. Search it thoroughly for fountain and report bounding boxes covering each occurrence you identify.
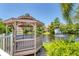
[55,28,67,38]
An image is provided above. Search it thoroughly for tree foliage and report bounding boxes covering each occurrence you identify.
[59,24,79,34]
[0,19,11,34]
[23,25,45,36]
[61,3,73,24]
[36,26,45,36]
[0,20,6,34]
[73,6,79,23]
[23,25,33,34]
[53,17,60,28]
[48,22,55,35]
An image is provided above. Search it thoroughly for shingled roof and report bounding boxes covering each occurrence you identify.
[4,14,44,26]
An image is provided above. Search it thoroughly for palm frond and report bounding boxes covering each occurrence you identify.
[61,3,73,24]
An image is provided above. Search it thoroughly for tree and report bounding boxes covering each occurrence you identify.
[48,22,55,34]
[23,25,33,35]
[53,17,60,28]
[0,19,11,34]
[61,3,73,24]
[0,19,6,34]
[36,26,44,36]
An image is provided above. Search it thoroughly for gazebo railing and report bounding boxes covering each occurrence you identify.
[0,33,43,56]
[16,34,34,40]
[36,36,43,51]
[15,35,43,53]
[15,39,35,52]
[0,34,13,55]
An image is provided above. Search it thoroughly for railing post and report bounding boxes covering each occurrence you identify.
[2,34,5,51]
[5,25,8,52]
[13,21,17,56]
[34,23,36,56]
[10,33,13,56]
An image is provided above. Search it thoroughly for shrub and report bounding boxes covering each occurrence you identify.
[59,24,79,34]
[43,35,79,56]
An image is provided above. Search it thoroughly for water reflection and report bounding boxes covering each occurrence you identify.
[43,34,79,43]
[43,28,79,42]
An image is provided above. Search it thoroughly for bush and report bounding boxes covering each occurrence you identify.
[59,24,79,34]
[43,35,79,56]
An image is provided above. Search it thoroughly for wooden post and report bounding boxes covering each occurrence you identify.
[13,21,17,55]
[34,23,36,56]
[5,25,8,52]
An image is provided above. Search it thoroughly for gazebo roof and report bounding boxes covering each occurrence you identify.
[4,14,44,26]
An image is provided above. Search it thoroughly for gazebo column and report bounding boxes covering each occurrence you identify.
[13,21,17,55]
[33,23,37,56]
[5,25,14,55]
[5,24,8,51]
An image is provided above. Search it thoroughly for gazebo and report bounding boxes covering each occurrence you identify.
[4,14,44,56]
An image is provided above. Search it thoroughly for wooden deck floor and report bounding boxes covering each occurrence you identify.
[14,45,42,56]
[14,49,35,56]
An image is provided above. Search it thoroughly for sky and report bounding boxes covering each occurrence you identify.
[0,3,65,26]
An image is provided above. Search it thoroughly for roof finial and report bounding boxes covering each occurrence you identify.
[24,13,30,17]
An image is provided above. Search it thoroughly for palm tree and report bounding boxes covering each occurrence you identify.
[60,3,73,24]
[73,6,79,23]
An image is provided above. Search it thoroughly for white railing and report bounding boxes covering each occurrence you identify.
[0,34,13,56]
[0,34,43,56]
[36,36,43,50]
